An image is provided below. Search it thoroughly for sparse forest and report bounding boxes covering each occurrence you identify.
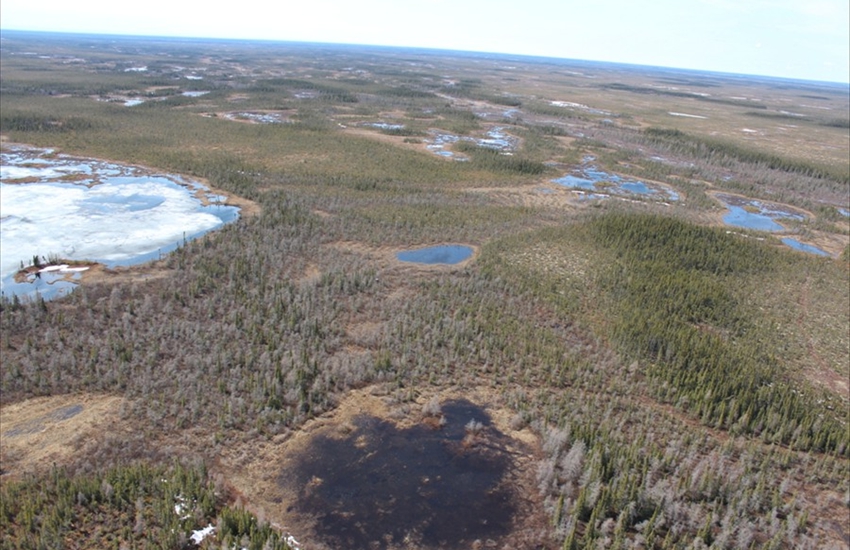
[0,31,848,549]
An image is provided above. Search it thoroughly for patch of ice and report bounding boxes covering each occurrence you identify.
[0,148,239,297]
[224,112,287,124]
[551,101,610,115]
[425,128,515,160]
[552,101,583,108]
[366,122,405,130]
[668,112,707,119]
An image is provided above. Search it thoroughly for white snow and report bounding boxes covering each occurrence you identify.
[190,524,215,544]
[668,112,707,119]
[1,148,237,295]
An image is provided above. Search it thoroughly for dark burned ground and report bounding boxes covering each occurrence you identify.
[278,399,539,549]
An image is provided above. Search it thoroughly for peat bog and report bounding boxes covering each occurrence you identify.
[284,400,521,549]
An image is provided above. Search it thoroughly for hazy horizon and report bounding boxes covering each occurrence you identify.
[1,0,848,84]
[2,27,848,88]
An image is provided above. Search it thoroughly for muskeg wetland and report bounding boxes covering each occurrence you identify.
[0,31,848,549]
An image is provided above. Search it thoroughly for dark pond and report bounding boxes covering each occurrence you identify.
[283,399,517,549]
[397,245,473,265]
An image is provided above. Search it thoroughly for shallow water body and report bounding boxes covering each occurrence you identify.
[716,195,805,232]
[722,206,786,231]
[425,127,517,160]
[781,238,830,256]
[552,165,678,200]
[396,245,473,264]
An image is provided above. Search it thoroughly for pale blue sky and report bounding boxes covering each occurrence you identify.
[2,0,848,83]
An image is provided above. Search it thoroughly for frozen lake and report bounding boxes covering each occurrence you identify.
[1,146,239,300]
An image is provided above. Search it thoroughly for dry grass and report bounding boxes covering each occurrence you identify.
[0,394,125,478]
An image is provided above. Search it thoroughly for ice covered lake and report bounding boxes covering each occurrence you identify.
[0,146,239,300]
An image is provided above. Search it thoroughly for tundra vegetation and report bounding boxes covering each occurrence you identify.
[0,31,848,549]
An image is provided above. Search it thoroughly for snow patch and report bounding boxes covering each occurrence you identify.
[668,112,707,119]
[191,524,215,544]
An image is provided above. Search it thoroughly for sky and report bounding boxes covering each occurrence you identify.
[1,0,848,83]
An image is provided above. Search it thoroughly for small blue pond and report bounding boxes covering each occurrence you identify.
[723,206,786,232]
[397,245,473,265]
[552,166,677,200]
[620,181,651,194]
[781,238,830,257]
[717,194,806,232]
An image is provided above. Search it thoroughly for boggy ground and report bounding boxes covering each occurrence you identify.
[217,385,552,550]
[0,394,125,476]
[1,33,847,549]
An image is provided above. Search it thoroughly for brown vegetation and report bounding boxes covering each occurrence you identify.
[1,31,847,549]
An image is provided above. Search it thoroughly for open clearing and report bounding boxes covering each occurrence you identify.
[0,394,125,476]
